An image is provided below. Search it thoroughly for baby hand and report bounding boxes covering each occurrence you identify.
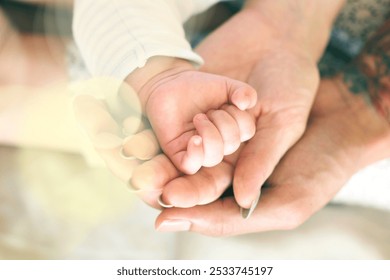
[135,59,257,174]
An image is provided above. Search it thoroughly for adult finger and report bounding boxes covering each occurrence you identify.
[72,77,142,123]
[161,160,234,208]
[232,52,319,213]
[97,146,142,182]
[130,154,180,209]
[73,94,122,149]
[122,129,161,160]
[131,151,235,209]
[233,114,306,211]
[155,178,330,236]
[154,185,300,236]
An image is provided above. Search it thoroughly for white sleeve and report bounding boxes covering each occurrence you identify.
[73,0,221,80]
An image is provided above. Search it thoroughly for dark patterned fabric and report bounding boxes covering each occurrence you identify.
[320,0,390,76]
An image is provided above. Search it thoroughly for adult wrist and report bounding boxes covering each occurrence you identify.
[330,77,390,168]
[243,0,344,62]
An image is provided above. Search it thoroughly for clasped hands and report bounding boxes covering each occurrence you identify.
[73,46,320,235]
[73,3,390,236]
[72,2,323,235]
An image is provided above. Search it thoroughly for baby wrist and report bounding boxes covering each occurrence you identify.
[124,56,194,110]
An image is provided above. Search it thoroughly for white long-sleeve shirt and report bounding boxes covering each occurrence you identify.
[73,0,222,80]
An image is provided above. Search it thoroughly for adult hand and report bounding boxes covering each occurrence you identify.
[180,2,329,213]
[152,78,390,235]
[232,45,319,212]
[131,0,345,216]
[72,77,159,182]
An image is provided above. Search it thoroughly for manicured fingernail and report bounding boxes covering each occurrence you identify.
[157,220,192,232]
[158,195,173,208]
[127,178,162,194]
[127,179,143,193]
[240,190,261,220]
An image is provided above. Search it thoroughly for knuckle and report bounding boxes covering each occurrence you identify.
[202,199,237,237]
[280,207,308,230]
[209,223,233,237]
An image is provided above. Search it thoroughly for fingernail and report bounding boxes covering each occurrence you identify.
[240,190,261,220]
[127,179,143,193]
[127,178,162,194]
[120,146,136,160]
[158,195,173,208]
[122,116,142,136]
[192,136,202,146]
[157,220,192,232]
[238,99,249,111]
[122,131,160,161]
[233,90,249,110]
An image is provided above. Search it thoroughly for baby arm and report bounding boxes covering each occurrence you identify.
[73,0,256,174]
[125,56,257,174]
